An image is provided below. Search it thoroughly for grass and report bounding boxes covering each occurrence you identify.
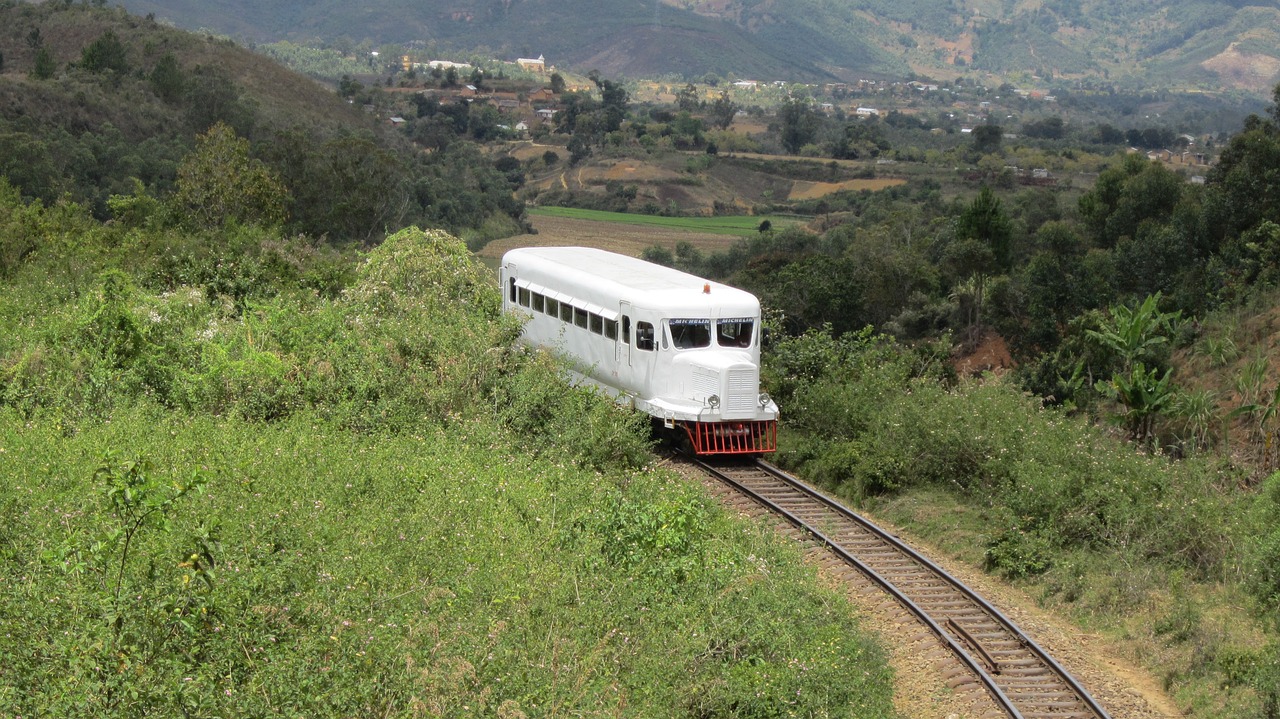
[528,205,804,236]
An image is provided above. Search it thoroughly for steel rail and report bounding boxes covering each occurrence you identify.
[753,459,1112,719]
[693,456,1113,719]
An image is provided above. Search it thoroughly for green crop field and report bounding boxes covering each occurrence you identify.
[528,206,804,236]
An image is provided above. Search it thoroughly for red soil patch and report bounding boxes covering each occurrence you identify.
[952,331,1015,377]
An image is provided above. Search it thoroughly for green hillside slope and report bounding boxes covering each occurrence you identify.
[0,3,525,243]
[117,0,1280,94]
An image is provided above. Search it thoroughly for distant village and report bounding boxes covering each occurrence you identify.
[354,49,1217,172]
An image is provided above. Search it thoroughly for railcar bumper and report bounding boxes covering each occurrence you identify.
[681,419,777,455]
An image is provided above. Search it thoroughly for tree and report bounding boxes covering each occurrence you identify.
[676,83,700,113]
[31,47,56,80]
[777,99,819,154]
[1203,93,1280,249]
[1022,116,1064,139]
[956,186,1013,272]
[549,72,565,94]
[148,53,185,102]
[173,122,288,229]
[81,30,129,75]
[708,90,738,130]
[589,71,629,133]
[1078,154,1185,249]
[971,124,1002,154]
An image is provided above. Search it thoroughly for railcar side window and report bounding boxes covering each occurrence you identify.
[531,292,544,313]
[622,316,631,344]
[574,307,588,329]
[670,318,712,349]
[517,287,530,307]
[560,302,574,323]
[589,313,603,335]
[716,319,754,348]
[545,298,559,317]
[508,278,516,303]
[605,320,618,341]
[636,321,655,351]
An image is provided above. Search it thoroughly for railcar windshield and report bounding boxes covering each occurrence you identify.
[717,318,754,348]
[669,318,712,349]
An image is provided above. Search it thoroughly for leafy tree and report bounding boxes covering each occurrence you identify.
[833,120,888,159]
[81,30,129,75]
[956,186,1013,272]
[589,71,629,133]
[1078,153,1184,249]
[313,135,407,241]
[708,90,738,130]
[971,124,1002,154]
[173,122,288,229]
[148,53,185,102]
[549,72,565,94]
[1202,95,1280,250]
[777,99,819,155]
[676,83,700,113]
[1021,116,1064,139]
[184,66,256,136]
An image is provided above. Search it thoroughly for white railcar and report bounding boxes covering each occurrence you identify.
[500,246,778,454]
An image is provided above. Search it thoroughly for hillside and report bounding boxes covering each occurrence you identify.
[0,3,526,242]
[117,0,1280,95]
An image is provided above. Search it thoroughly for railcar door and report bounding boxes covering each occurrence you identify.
[618,301,632,367]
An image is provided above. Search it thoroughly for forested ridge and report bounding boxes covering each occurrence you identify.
[0,2,527,246]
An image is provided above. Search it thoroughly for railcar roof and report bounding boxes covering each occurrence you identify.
[504,246,758,308]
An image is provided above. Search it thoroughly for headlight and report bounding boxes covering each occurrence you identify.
[758,392,771,408]
[708,394,720,409]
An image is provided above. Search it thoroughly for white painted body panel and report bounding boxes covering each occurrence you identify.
[500,246,779,425]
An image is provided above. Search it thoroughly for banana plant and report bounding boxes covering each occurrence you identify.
[1103,361,1175,445]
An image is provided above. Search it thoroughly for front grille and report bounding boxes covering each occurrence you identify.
[725,368,757,417]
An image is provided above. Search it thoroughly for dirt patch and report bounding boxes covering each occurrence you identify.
[789,177,907,200]
[1202,42,1280,93]
[952,331,1014,377]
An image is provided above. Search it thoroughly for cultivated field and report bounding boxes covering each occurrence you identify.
[480,212,760,259]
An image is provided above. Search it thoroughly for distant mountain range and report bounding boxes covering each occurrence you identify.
[117,0,1280,95]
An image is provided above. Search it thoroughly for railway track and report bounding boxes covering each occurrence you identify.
[692,456,1112,719]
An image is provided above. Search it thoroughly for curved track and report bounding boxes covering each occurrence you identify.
[694,457,1112,719]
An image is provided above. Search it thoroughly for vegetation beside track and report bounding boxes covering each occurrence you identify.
[765,326,1280,719]
[0,193,896,716]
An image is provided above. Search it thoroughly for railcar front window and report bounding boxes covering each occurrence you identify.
[669,319,712,349]
[717,319,754,348]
